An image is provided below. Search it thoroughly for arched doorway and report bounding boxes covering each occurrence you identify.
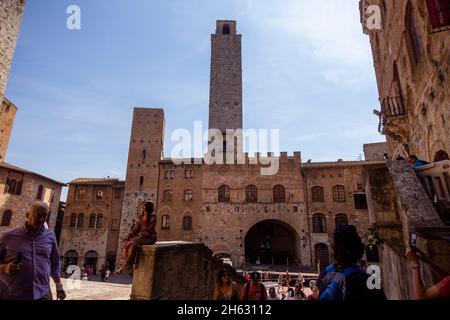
[245,220,298,265]
[434,150,450,162]
[106,251,117,271]
[84,251,99,275]
[314,243,330,272]
[63,250,79,272]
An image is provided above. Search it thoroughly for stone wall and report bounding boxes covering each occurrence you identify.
[363,142,388,161]
[0,0,25,99]
[131,242,246,300]
[364,161,450,299]
[361,0,449,162]
[0,98,17,161]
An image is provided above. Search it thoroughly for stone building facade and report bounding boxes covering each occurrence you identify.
[110,21,382,272]
[0,162,64,232]
[58,178,125,273]
[360,0,450,299]
[360,0,449,161]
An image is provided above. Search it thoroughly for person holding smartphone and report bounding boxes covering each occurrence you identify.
[0,201,66,300]
[405,247,450,299]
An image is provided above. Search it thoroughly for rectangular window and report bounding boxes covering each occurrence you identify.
[114,189,122,199]
[111,219,119,231]
[426,0,450,29]
[354,194,368,209]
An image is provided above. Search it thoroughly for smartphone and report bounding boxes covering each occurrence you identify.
[410,233,417,252]
[13,252,22,265]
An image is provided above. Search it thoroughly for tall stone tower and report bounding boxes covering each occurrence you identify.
[118,108,165,257]
[0,0,25,100]
[0,98,17,161]
[0,0,25,161]
[208,21,243,160]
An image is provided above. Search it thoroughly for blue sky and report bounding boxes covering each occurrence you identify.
[5,0,385,196]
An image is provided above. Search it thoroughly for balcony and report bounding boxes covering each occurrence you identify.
[376,96,409,141]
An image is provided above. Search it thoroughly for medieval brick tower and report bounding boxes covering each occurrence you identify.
[0,0,26,161]
[208,21,243,160]
[118,108,165,257]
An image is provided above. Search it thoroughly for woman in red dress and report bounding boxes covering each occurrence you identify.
[116,201,157,273]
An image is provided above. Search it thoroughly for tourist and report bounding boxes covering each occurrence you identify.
[267,287,278,300]
[116,201,157,274]
[408,155,430,168]
[0,201,66,300]
[317,225,386,300]
[295,272,304,287]
[100,264,107,282]
[405,248,450,299]
[242,271,268,300]
[307,280,319,301]
[286,288,295,300]
[294,284,307,300]
[213,269,239,300]
[105,268,111,282]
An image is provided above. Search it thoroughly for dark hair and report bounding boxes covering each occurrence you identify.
[217,269,230,287]
[250,271,260,281]
[333,225,365,267]
[409,155,418,161]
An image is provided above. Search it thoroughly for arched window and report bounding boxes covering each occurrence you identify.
[96,214,103,229]
[36,185,44,200]
[245,185,258,203]
[335,214,348,228]
[406,2,422,66]
[218,185,230,203]
[142,149,147,163]
[163,189,173,202]
[76,213,84,229]
[1,210,12,227]
[6,179,17,195]
[70,213,77,228]
[89,214,96,228]
[223,24,231,35]
[332,185,346,202]
[185,169,194,179]
[161,215,170,230]
[184,189,193,201]
[77,187,86,199]
[312,214,327,233]
[273,185,286,203]
[139,176,144,192]
[315,243,330,271]
[434,150,449,162]
[311,186,324,202]
[183,216,192,231]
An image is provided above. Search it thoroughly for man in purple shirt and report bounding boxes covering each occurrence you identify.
[0,201,66,300]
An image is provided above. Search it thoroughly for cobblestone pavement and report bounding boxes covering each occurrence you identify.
[51,278,132,300]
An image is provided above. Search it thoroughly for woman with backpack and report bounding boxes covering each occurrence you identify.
[317,225,386,301]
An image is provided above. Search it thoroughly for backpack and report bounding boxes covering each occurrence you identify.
[318,264,364,301]
[245,282,266,300]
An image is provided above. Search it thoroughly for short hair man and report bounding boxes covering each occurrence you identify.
[0,201,66,300]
